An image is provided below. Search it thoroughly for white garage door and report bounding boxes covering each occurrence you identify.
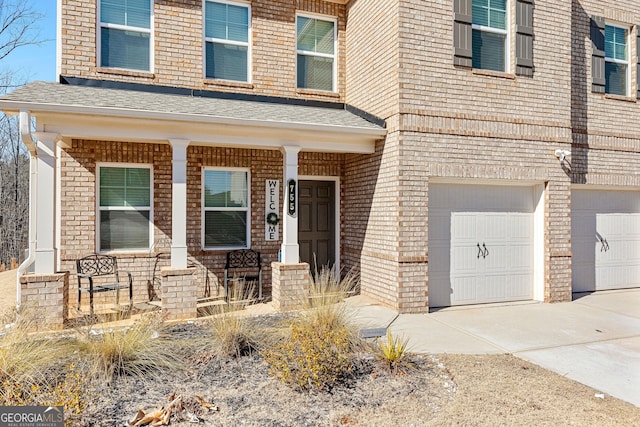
[429,184,535,307]
[572,189,640,292]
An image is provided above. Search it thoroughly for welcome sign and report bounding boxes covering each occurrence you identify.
[265,179,279,241]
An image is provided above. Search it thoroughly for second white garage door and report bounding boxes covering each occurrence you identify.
[572,189,640,292]
[429,184,536,307]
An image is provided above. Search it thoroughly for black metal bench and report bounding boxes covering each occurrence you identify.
[76,254,133,315]
[224,249,262,301]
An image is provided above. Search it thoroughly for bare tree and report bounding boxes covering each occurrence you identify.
[0,113,28,266]
[0,1,43,266]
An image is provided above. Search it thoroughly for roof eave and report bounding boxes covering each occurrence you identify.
[0,100,387,139]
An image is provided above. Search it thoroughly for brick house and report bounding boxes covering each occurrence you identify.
[2,0,640,321]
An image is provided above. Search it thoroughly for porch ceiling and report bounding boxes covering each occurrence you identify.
[0,82,386,153]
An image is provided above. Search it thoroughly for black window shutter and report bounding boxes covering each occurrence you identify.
[591,16,606,93]
[515,0,534,77]
[453,0,472,68]
[636,28,640,98]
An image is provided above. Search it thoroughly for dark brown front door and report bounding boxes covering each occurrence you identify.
[299,180,336,272]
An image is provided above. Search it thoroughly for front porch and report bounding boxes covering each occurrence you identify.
[0,81,386,328]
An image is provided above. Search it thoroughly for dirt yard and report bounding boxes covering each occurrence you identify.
[73,322,639,427]
[2,272,638,425]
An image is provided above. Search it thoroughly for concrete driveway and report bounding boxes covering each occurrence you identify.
[348,289,640,407]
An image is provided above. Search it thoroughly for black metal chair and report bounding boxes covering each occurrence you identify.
[224,249,262,301]
[76,254,133,315]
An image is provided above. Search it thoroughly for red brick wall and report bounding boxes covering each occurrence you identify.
[60,141,345,308]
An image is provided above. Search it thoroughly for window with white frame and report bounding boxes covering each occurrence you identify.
[203,169,250,249]
[99,0,152,71]
[204,1,250,82]
[98,165,152,251]
[296,15,336,91]
[471,0,508,72]
[605,24,629,96]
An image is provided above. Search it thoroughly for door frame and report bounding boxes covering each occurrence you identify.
[299,175,340,273]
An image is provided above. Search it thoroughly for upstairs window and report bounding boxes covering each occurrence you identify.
[204,1,250,82]
[454,0,533,76]
[471,0,508,72]
[604,24,629,96]
[203,169,250,249]
[99,0,152,71]
[296,15,336,92]
[98,165,152,252]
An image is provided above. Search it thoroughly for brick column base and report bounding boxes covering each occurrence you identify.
[20,271,69,330]
[271,262,310,311]
[161,267,197,320]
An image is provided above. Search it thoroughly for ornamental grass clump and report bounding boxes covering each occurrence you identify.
[376,329,410,374]
[207,282,262,360]
[77,313,181,382]
[0,308,88,423]
[0,308,63,402]
[262,267,361,391]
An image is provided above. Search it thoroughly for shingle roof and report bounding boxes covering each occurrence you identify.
[0,81,384,133]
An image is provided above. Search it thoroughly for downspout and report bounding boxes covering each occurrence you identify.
[16,111,37,310]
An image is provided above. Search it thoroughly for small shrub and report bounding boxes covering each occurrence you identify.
[263,267,361,391]
[263,317,354,391]
[1,365,88,427]
[48,364,87,418]
[377,330,410,374]
[77,313,181,382]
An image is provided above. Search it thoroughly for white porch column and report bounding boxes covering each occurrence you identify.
[33,132,59,274]
[280,145,301,264]
[169,139,190,269]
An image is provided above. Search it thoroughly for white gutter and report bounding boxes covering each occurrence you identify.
[16,111,37,310]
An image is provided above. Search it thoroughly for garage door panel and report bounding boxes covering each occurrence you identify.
[477,276,506,301]
[506,273,533,298]
[451,244,482,274]
[450,276,479,304]
[573,190,640,292]
[431,186,535,307]
[508,214,533,240]
[483,214,507,240]
[504,244,532,270]
[451,213,479,241]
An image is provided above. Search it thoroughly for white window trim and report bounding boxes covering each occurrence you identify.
[604,22,631,96]
[295,12,338,92]
[471,1,510,73]
[96,163,154,254]
[202,0,252,83]
[97,0,155,73]
[201,167,251,251]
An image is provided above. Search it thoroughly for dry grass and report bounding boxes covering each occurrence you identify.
[0,308,63,390]
[75,313,182,383]
[205,282,263,360]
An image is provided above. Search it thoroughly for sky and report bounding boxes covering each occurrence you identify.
[3,1,57,83]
